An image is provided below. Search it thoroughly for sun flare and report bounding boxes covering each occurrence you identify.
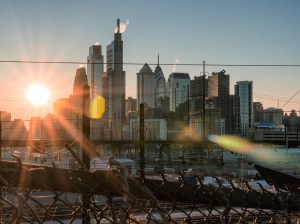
[27,84,50,105]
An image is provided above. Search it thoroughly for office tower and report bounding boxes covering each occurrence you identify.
[235,80,253,136]
[69,67,89,139]
[208,70,232,134]
[253,102,264,123]
[101,71,109,126]
[137,63,156,109]
[87,44,104,100]
[190,75,208,113]
[71,67,89,117]
[154,55,168,107]
[125,97,137,114]
[73,67,88,97]
[168,73,190,112]
[106,19,126,139]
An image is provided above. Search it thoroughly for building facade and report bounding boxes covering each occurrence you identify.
[137,63,156,109]
[168,73,190,112]
[125,97,137,114]
[253,102,264,123]
[235,80,253,136]
[106,19,126,140]
[207,70,232,134]
[130,118,167,141]
[154,55,168,108]
[87,44,104,100]
[190,75,207,113]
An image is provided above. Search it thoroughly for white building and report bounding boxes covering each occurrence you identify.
[137,63,156,109]
[130,118,167,140]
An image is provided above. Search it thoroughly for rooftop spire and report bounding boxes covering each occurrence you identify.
[117,18,120,33]
[158,53,160,66]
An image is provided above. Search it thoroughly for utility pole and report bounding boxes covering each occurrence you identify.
[202,61,206,140]
[82,84,90,224]
[0,111,1,159]
[187,85,190,126]
[139,103,145,172]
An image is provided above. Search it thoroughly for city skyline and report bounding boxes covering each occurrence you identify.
[0,1,299,120]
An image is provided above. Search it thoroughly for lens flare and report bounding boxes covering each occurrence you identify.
[208,135,254,153]
[90,96,105,119]
[208,135,281,163]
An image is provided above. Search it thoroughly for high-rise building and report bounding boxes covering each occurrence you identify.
[69,67,89,139]
[87,44,104,100]
[154,55,168,107]
[253,102,264,123]
[101,71,109,127]
[168,73,190,112]
[125,97,137,114]
[235,80,253,136]
[106,19,126,139]
[71,67,89,115]
[190,75,208,113]
[208,70,232,134]
[137,63,156,109]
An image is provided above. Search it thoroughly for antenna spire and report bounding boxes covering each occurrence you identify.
[117,18,120,33]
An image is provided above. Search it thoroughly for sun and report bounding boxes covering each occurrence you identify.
[26,84,50,105]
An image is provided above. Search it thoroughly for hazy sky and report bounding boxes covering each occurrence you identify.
[0,0,299,120]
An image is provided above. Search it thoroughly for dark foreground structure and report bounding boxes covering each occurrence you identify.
[0,159,300,223]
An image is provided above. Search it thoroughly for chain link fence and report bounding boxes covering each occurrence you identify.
[0,160,299,224]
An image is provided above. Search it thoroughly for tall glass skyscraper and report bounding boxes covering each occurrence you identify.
[106,19,126,139]
[168,73,190,112]
[87,44,104,100]
[235,81,253,136]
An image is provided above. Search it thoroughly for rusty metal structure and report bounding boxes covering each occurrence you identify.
[0,157,300,224]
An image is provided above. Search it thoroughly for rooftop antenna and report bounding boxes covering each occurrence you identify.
[158,53,160,66]
[117,18,120,33]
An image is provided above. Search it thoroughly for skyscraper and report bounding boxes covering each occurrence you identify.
[154,55,168,107]
[106,19,126,139]
[87,44,104,100]
[235,80,253,136]
[168,73,190,112]
[137,63,156,109]
[190,75,207,113]
[208,70,232,134]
